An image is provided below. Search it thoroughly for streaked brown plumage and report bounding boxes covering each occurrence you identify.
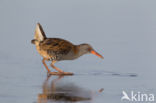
[31,23,104,75]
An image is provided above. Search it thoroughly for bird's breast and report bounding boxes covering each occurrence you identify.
[60,50,79,60]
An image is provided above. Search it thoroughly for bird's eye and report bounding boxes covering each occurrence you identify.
[88,47,92,51]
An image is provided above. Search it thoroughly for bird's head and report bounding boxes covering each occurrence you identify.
[78,43,104,59]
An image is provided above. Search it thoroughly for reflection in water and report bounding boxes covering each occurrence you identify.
[37,76,92,103]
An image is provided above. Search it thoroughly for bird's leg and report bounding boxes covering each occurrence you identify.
[50,61,64,73]
[50,61,73,75]
[42,58,51,73]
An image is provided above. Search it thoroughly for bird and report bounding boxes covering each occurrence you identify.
[31,23,104,75]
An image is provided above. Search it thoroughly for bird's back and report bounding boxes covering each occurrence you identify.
[37,38,76,61]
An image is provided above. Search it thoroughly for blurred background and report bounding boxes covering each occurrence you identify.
[0,0,156,103]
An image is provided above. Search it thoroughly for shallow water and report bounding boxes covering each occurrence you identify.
[0,0,156,103]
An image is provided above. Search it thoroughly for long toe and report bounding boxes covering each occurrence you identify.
[62,72,74,75]
[48,72,61,75]
[48,72,73,75]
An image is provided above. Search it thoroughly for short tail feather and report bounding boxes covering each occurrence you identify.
[34,23,47,41]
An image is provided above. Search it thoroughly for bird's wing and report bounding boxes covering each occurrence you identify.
[40,38,73,56]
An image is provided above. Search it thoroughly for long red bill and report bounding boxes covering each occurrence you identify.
[91,50,104,59]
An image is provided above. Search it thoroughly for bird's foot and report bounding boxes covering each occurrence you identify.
[48,72,73,75]
[62,72,74,75]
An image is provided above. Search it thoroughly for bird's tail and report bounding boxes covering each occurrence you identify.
[34,23,47,42]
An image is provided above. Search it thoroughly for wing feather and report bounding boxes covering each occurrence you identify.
[40,38,73,56]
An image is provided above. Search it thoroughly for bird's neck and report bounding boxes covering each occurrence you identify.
[61,45,88,60]
[75,45,89,58]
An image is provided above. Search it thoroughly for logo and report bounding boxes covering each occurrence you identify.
[121,91,155,102]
